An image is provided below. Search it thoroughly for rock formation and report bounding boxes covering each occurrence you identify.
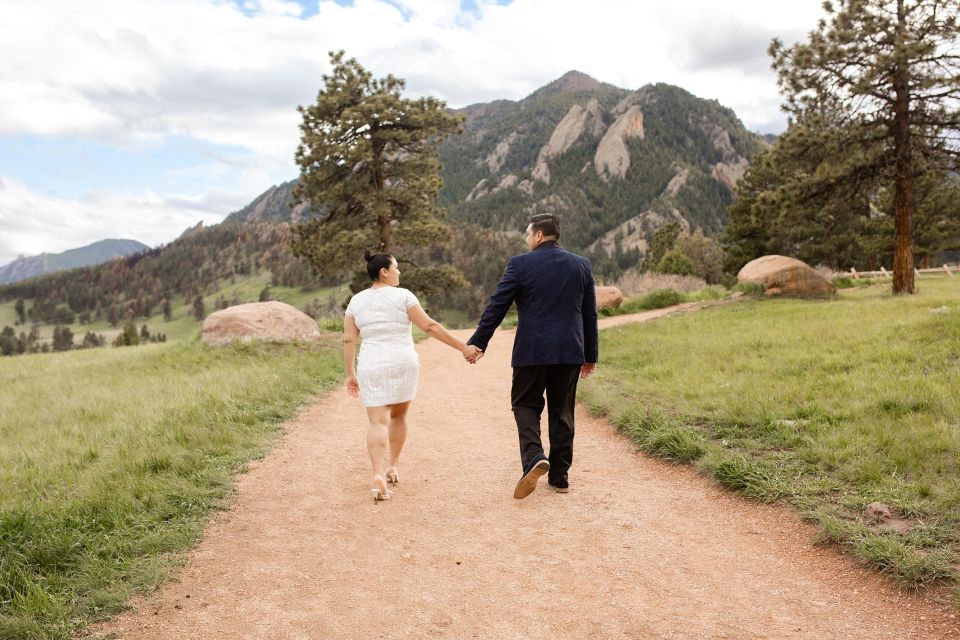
[595,286,625,311]
[532,99,604,184]
[484,132,518,173]
[201,301,323,346]
[594,106,645,180]
[737,256,837,298]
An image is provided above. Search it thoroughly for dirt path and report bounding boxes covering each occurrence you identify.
[97,309,958,639]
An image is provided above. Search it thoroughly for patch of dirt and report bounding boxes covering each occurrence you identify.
[93,311,959,639]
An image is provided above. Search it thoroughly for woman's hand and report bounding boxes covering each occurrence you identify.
[345,374,360,398]
[462,345,483,364]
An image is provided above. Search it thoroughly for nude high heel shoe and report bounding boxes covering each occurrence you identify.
[385,467,399,485]
[370,475,393,503]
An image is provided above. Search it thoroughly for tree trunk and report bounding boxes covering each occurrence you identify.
[891,0,915,294]
[372,137,390,251]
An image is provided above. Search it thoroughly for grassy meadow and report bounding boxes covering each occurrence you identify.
[0,272,348,345]
[582,275,960,599]
[0,338,342,639]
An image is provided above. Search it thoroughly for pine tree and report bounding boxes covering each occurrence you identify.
[0,326,15,356]
[290,51,466,294]
[770,0,960,293]
[161,297,173,321]
[192,295,206,321]
[14,299,25,324]
[52,325,74,352]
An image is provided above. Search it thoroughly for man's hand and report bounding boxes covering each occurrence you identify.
[463,345,484,364]
[580,363,597,379]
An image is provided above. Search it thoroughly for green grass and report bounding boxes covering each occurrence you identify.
[582,275,960,595]
[602,285,730,317]
[0,338,342,638]
[0,272,349,346]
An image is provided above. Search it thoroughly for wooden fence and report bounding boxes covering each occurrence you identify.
[836,264,957,279]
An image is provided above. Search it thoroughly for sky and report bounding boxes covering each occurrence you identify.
[0,0,827,267]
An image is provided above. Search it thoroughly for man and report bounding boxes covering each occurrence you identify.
[465,213,599,499]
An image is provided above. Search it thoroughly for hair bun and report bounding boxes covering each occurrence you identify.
[363,249,374,262]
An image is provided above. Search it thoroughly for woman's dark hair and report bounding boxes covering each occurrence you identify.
[364,249,394,281]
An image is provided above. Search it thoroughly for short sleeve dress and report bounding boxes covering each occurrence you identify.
[345,286,421,408]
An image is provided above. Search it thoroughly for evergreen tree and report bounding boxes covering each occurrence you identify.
[657,250,696,276]
[674,228,725,283]
[769,0,960,293]
[161,297,173,321]
[290,51,466,294]
[140,324,151,340]
[0,326,15,356]
[642,223,683,272]
[14,299,25,324]
[52,325,74,352]
[258,286,272,302]
[192,295,206,321]
[113,320,140,347]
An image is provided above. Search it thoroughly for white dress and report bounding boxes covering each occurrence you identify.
[345,286,421,408]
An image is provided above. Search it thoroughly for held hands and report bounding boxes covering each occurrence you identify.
[345,374,360,398]
[462,345,484,364]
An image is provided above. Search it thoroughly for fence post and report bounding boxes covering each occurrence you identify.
[850,267,859,280]
[880,266,888,277]
[945,264,954,277]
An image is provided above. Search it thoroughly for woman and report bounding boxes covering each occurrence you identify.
[343,250,475,502]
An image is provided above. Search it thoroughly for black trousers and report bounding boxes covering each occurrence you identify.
[511,364,581,482]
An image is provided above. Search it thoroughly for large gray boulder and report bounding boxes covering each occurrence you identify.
[201,301,322,346]
[738,255,836,298]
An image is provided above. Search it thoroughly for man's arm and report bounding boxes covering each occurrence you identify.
[581,259,599,374]
[467,258,519,352]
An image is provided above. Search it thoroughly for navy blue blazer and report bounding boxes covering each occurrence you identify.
[468,241,599,368]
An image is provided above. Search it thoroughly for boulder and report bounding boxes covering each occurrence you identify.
[596,286,624,311]
[738,255,836,298]
[201,301,322,346]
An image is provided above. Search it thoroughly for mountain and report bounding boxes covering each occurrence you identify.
[439,72,764,258]
[222,180,307,225]
[223,71,763,265]
[0,239,150,285]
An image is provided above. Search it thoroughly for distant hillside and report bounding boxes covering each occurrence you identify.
[224,71,764,270]
[0,239,150,285]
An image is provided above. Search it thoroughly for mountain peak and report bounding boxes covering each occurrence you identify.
[549,70,603,93]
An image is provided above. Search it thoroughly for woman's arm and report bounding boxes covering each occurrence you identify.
[407,304,472,357]
[343,314,360,398]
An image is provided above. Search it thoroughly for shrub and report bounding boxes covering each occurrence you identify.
[658,250,695,276]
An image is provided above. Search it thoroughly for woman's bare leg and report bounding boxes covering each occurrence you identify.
[365,406,390,490]
[387,401,411,476]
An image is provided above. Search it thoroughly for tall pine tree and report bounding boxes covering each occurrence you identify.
[770,0,960,293]
[290,51,466,295]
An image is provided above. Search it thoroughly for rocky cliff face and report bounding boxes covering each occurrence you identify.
[440,74,764,259]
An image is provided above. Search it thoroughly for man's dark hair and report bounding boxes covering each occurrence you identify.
[529,213,560,239]
[363,249,394,281]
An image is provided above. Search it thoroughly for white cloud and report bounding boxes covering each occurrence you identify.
[0,0,829,262]
[0,176,249,265]
[0,0,826,152]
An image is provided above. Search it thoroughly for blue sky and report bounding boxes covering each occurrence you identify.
[0,0,824,267]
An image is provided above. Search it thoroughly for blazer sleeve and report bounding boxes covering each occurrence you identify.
[581,259,599,364]
[467,257,519,352]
